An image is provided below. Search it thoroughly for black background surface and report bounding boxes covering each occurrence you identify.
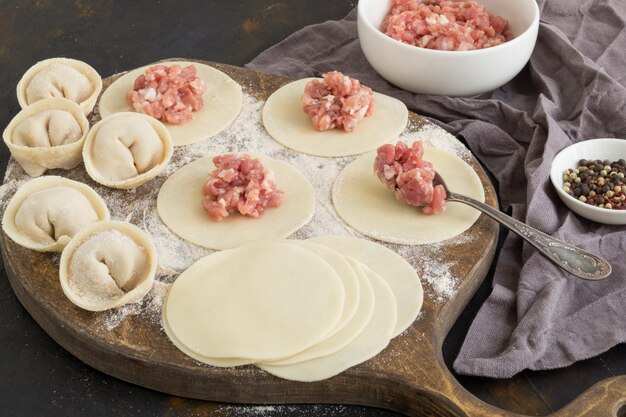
[0,2,623,416]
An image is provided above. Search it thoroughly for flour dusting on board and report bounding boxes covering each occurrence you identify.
[220,403,397,417]
[1,87,476,331]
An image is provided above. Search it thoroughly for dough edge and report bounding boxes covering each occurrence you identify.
[310,235,423,337]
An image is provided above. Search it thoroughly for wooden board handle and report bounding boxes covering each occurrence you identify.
[551,376,626,417]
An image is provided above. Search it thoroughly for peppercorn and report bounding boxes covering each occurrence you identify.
[581,184,590,195]
[562,157,626,210]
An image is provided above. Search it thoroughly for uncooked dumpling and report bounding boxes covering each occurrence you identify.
[17,58,102,115]
[59,221,157,311]
[2,176,110,252]
[69,230,148,299]
[83,112,173,189]
[2,98,89,177]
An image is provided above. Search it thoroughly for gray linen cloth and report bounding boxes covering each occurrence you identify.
[247,1,626,378]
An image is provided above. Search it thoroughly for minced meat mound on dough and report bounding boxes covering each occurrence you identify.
[381,0,513,51]
[127,64,206,125]
[202,154,284,221]
[301,71,374,132]
[374,140,446,214]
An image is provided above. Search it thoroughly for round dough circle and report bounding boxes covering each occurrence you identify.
[59,220,157,311]
[310,235,422,337]
[16,57,102,115]
[262,78,408,157]
[258,265,397,382]
[83,112,173,189]
[157,154,316,250]
[280,240,360,336]
[263,257,375,366]
[162,239,362,368]
[163,241,345,361]
[2,98,90,177]
[332,146,485,245]
[161,303,253,368]
[2,176,110,252]
[98,61,243,146]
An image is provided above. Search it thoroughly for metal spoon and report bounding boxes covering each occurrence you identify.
[433,172,612,280]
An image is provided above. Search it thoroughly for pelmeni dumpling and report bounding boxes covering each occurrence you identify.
[83,112,173,189]
[59,221,157,311]
[17,58,102,115]
[3,98,89,177]
[2,176,110,252]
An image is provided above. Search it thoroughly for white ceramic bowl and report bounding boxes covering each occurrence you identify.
[357,0,540,96]
[550,138,626,225]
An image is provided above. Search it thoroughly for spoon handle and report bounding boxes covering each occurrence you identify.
[448,192,612,280]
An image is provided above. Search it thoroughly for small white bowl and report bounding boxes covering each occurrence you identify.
[357,0,540,96]
[550,138,626,225]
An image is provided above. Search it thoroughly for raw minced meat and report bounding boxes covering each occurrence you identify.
[302,71,374,132]
[202,154,284,221]
[374,140,446,214]
[127,64,206,125]
[381,0,513,51]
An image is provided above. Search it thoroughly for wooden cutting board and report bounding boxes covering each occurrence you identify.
[1,61,623,417]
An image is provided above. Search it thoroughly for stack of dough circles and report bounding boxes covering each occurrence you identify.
[261,255,375,367]
[2,98,89,177]
[258,264,397,382]
[98,61,243,146]
[2,176,110,252]
[163,237,423,382]
[17,57,102,115]
[83,112,173,189]
[163,241,346,362]
[310,235,423,337]
[262,78,408,157]
[59,221,157,311]
[157,154,315,250]
[333,146,485,245]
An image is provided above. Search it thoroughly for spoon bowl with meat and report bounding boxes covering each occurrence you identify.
[374,141,611,280]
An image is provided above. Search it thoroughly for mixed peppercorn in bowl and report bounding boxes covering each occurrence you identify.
[550,138,626,225]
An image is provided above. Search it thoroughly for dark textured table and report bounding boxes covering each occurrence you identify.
[0,2,624,417]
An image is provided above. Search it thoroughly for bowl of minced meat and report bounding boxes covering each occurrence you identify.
[357,0,539,96]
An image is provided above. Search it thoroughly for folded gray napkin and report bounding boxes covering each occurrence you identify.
[247,0,626,378]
